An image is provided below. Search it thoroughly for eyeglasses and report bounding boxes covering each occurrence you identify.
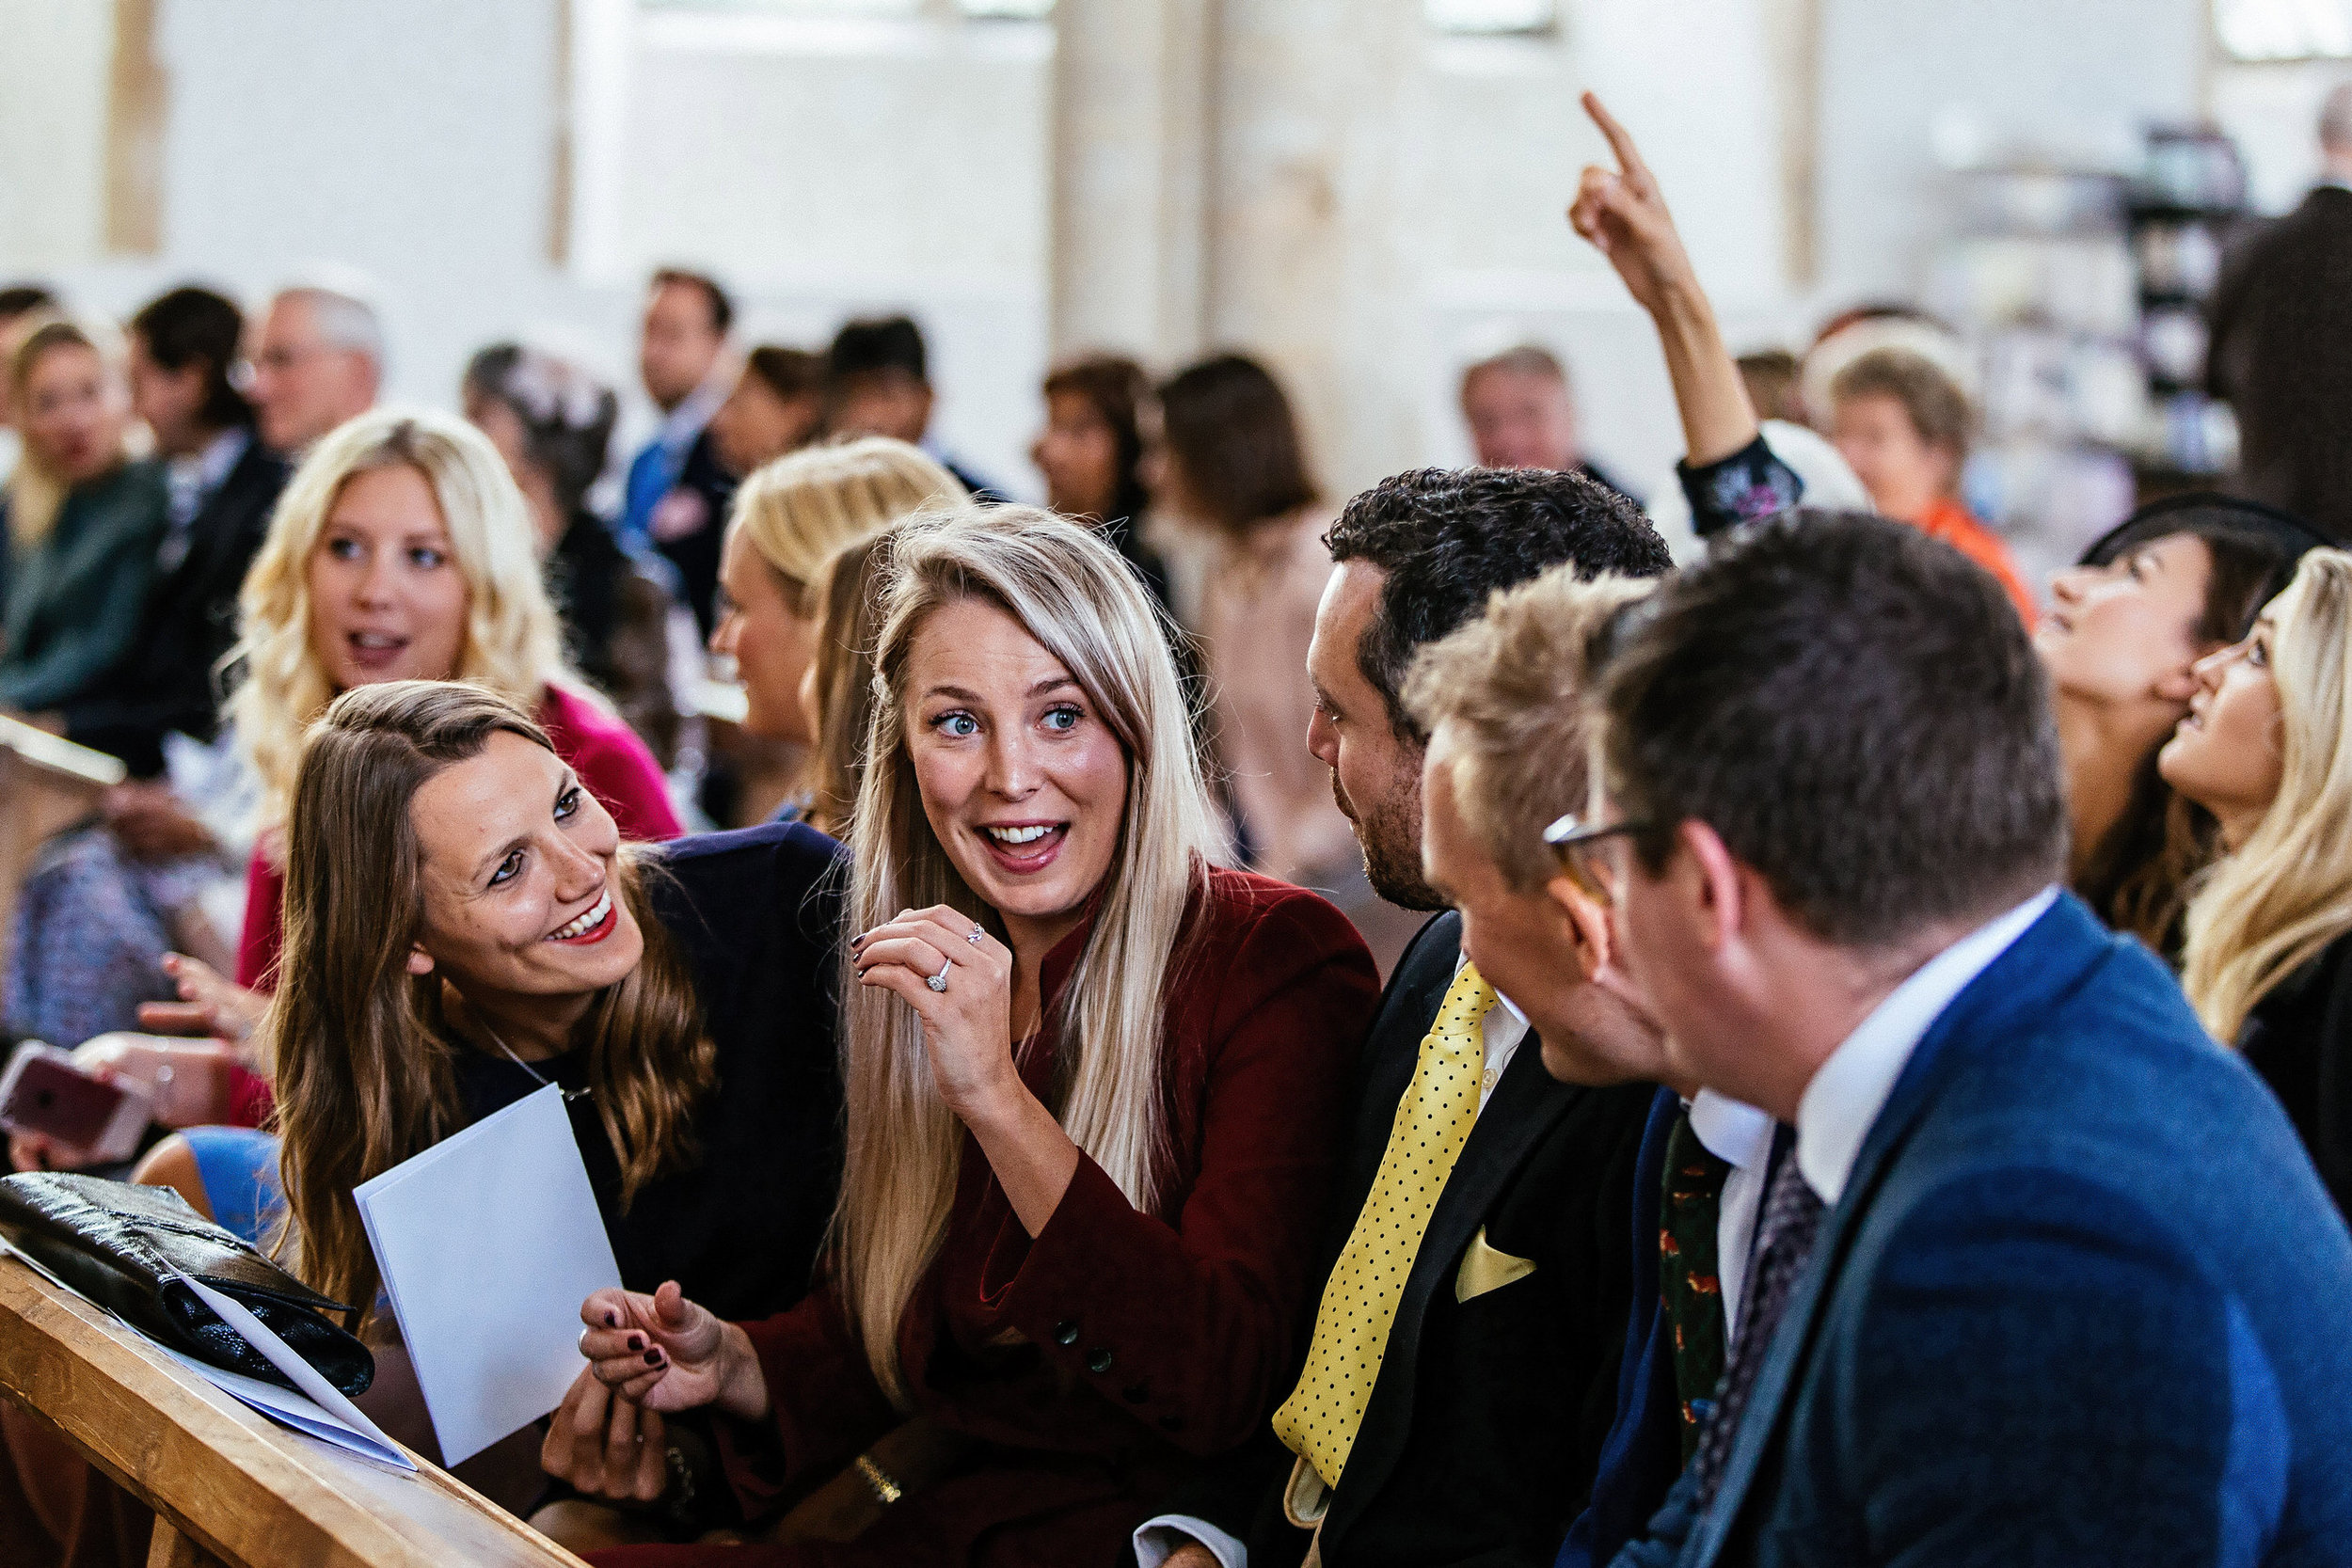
[1542,813,1652,901]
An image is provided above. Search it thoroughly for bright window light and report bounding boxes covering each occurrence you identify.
[2216,0,2352,60]
[1426,0,1557,34]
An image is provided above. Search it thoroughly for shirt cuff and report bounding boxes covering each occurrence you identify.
[1134,1515,1249,1568]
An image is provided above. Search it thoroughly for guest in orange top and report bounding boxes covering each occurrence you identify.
[1828,345,2038,627]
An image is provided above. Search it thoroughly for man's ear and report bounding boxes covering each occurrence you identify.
[405,946,436,977]
[1680,819,1745,952]
[1543,875,1614,980]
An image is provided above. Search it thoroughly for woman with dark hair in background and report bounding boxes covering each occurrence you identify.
[462,341,681,766]
[1154,352,1354,888]
[2039,495,2316,954]
[1032,353,1168,608]
[712,346,826,479]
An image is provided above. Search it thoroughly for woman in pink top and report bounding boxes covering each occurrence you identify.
[166,409,680,1121]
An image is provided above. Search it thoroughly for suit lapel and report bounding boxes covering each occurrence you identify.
[1326,1039,1581,1538]
[1680,897,2115,1565]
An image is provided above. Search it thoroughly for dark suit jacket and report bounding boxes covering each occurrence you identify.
[1557,1088,1685,1568]
[63,436,288,776]
[651,427,738,640]
[2208,186,2352,539]
[1617,895,2352,1567]
[1171,912,1652,1568]
[2238,928,2352,1223]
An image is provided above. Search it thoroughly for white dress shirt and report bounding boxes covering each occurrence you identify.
[1686,1088,1774,1338]
[1136,955,1528,1568]
[1795,888,2058,1206]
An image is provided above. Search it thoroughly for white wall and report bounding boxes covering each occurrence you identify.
[3,0,1051,498]
[1813,0,2206,304]
[0,0,2220,530]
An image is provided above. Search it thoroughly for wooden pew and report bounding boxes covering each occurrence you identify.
[0,1255,586,1568]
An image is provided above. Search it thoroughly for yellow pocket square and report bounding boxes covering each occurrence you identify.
[1454,1227,1536,1303]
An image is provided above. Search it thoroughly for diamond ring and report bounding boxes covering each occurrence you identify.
[928,958,952,992]
[966,926,985,944]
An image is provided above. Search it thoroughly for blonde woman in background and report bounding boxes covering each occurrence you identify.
[2161,547,2352,1218]
[0,317,167,712]
[712,435,964,833]
[547,507,1378,1566]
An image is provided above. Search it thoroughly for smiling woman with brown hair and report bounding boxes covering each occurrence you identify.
[548,505,1379,1566]
[176,680,846,1336]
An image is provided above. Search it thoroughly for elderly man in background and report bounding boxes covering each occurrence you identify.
[1458,343,1639,505]
[247,283,381,457]
[2208,80,2352,540]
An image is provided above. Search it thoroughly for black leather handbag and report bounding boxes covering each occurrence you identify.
[0,1171,373,1396]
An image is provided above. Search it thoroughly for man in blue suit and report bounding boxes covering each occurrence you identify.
[1581,510,2352,1566]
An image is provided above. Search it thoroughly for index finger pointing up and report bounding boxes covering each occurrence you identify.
[1581,91,1652,187]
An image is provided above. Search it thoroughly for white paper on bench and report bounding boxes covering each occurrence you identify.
[354,1083,621,1465]
[0,1237,413,1471]
[178,1276,417,1471]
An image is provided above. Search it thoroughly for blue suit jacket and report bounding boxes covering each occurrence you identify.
[1558,1087,1686,1568]
[1615,894,2352,1567]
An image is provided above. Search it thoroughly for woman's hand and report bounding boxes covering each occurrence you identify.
[850,904,1081,1236]
[1566,92,1702,320]
[541,1373,672,1504]
[571,1281,768,1420]
[135,953,265,1044]
[850,906,1022,1120]
[1565,91,1758,467]
[103,781,216,862]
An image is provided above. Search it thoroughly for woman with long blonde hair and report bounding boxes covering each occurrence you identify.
[548,506,1380,1565]
[712,435,964,834]
[2162,547,2352,1214]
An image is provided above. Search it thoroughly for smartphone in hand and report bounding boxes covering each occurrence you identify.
[0,1043,153,1164]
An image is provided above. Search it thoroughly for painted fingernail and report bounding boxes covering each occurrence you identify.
[604,1311,618,1327]
[627,1335,644,1352]
[644,1349,663,1365]
[850,933,866,949]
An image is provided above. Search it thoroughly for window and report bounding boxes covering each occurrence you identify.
[638,0,1049,13]
[1425,0,1557,34]
[2215,0,2352,60]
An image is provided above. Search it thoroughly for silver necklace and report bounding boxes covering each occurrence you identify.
[481,1022,592,1102]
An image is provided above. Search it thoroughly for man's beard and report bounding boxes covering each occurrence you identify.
[1336,768,1446,912]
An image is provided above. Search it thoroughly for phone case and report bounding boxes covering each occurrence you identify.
[0,1044,153,1162]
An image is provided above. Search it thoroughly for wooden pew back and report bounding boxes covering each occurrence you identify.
[0,1257,585,1568]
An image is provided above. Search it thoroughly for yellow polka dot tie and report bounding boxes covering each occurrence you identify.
[1272,960,1500,1491]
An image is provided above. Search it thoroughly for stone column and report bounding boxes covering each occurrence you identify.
[1045,0,1216,365]
[1205,0,1432,501]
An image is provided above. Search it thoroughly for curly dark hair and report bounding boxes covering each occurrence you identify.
[1324,467,1671,742]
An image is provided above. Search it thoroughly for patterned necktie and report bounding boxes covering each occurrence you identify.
[1272,960,1500,1491]
[1687,1126,1824,1511]
[1659,1110,1733,1461]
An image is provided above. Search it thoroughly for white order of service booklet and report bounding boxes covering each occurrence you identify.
[355,1083,621,1465]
